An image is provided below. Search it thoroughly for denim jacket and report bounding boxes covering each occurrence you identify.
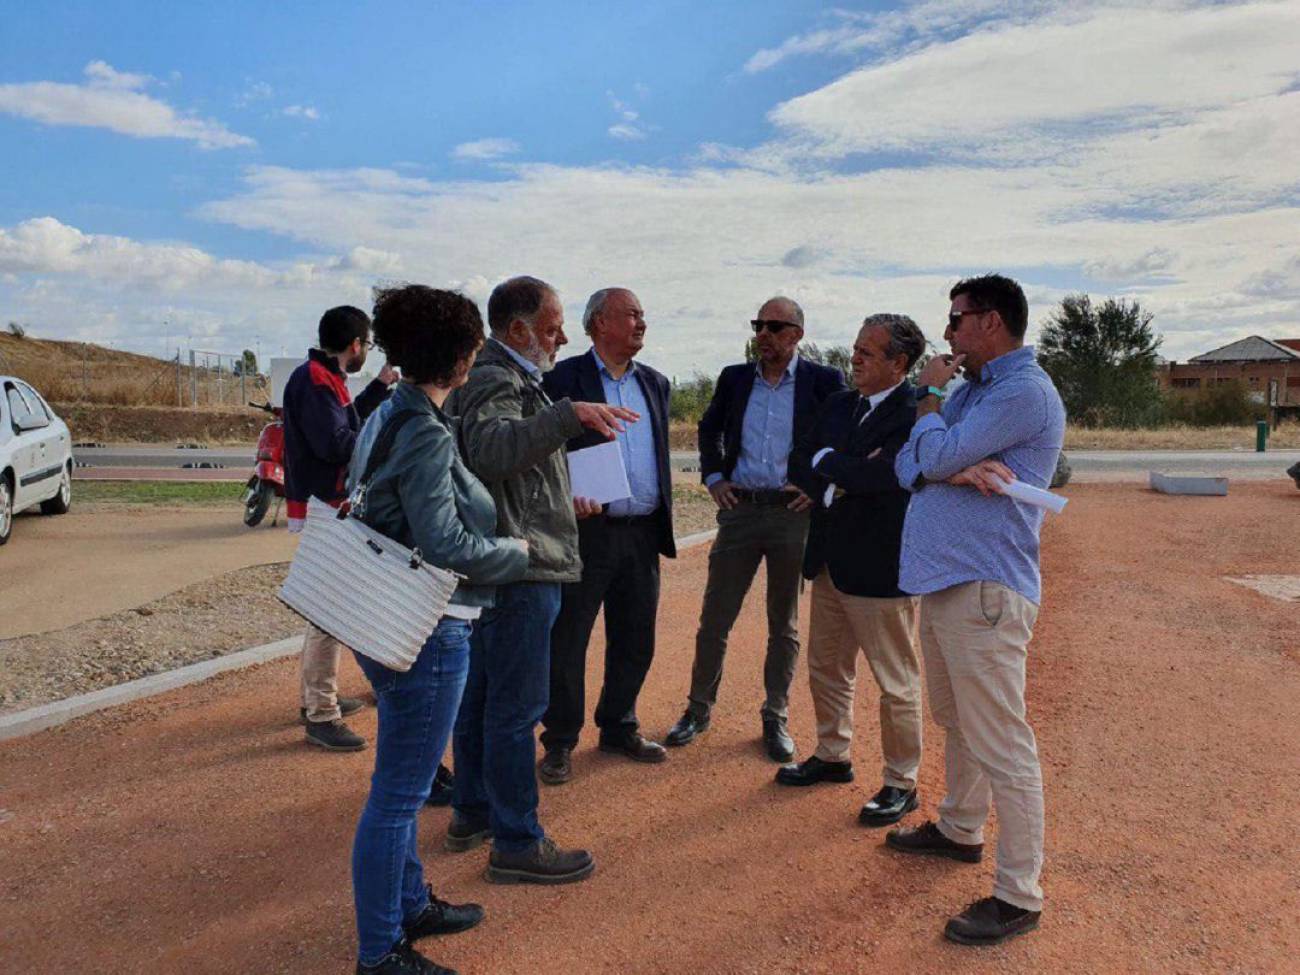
[348,382,529,609]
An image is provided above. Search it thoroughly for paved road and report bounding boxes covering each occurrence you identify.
[74,444,1300,482]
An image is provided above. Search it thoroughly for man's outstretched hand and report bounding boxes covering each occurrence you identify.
[573,402,639,440]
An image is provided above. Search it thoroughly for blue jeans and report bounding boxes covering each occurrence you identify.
[351,618,472,965]
[452,581,560,853]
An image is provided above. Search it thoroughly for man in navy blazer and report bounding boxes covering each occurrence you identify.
[538,288,675,784]
[665,296,846,762]
[779,313,927,831]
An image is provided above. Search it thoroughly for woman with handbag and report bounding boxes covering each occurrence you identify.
[347,285,529,975]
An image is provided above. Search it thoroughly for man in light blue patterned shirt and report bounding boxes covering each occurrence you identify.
[886,274,1064,948]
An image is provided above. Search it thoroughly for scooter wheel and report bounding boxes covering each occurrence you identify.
[243,479,273,527]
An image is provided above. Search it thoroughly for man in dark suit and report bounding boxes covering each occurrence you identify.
[778,313,927,829]
[538,288,675,784]
[665,296,846,761]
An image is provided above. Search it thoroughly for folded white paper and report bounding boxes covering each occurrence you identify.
[995,477,1068,514]
[567,440,632,505]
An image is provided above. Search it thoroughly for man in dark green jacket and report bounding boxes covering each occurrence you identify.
[445,275,636,885]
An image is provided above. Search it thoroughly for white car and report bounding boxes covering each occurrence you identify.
[0,376,73,545]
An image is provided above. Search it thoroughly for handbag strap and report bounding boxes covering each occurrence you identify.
[356,408,423,494]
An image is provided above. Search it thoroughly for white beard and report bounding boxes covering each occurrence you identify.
[523,330,557,373]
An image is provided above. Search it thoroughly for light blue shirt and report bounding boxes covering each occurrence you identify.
[707,354,799,491]
[491,336,541,380]
[592,349,660,517]
[894,346,1065,604]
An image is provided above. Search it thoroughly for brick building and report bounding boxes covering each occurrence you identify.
[1159,336,1300,406]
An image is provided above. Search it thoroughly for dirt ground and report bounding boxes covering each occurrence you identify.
[1,483,1297,974]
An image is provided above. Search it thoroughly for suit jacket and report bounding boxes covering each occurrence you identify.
[790,382,918,597]
[542,350,676,558]
[697,357,846,485]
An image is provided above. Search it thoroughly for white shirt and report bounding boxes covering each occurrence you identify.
[812,381,903,508]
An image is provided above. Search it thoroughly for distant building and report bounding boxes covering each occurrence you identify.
[1159,336,1300,405]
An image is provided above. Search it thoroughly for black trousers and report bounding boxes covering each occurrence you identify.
[540,515,661,751]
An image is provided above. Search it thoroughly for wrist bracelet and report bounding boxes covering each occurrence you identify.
[922,385,945,400]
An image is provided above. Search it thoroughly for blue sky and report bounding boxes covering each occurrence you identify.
[1,1,1298,378]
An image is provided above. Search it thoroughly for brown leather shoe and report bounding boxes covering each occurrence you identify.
[598,732,667,763]
[944,896,1040,945]
[885,820,982,862]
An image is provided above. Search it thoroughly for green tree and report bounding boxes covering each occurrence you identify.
[240,349,258,376]
[1038,294,1162,427]
[669,373,716,424]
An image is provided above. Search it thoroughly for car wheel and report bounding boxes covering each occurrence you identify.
[243,479,273,527]
[0,473,13,545]
[40,463,72,515]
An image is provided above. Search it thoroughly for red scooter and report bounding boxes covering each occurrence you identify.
[243,401,285,527]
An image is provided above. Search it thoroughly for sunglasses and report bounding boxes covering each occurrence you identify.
[751,319,798,335]
[947,308,989,330]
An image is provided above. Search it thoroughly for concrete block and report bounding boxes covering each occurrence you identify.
[1149,471,1228,496]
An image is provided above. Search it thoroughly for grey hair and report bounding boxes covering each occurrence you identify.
[760,295,804,328]
[582,287,623,336]
[862,313,926,370]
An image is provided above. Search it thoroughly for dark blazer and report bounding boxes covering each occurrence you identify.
[542,350,676,558]
[697,357,846,485]
[790,382,918,598]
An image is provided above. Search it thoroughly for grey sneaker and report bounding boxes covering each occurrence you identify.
[305,719,366,752]
[486,837,594,885]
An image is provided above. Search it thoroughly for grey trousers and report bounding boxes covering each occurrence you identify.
[687,502,809,722]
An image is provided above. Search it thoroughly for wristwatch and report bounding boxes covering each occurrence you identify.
[920,385,945,401]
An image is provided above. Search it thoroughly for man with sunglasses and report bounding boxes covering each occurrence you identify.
[665,297,845,761]
[888,274,1065,947]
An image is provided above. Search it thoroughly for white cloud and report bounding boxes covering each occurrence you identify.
[282,104,321,121]
[0,61,253,149]
[608,123,647,141]
[451,137,521,161]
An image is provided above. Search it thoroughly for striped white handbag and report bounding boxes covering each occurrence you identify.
[279,411,459,672]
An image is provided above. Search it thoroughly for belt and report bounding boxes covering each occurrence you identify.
[601,512,658,526]
[730,488,789,506]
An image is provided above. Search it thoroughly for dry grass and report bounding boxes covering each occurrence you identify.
[0,332,262,407]
[1064,423,1300,450]
[672,419,1300,452]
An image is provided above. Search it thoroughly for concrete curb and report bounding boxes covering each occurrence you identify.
[0,636,302,742]
[0,529,720,743]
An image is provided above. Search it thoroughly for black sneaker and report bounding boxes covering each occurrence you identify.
[404,884,484,941]
[944,896,1041,946]
[305,719,366,752]
[356,938,455,974]
[425,764,454,807]
[444,815,492,853]
[884,820,982,863]
[300,696,365,724]
[486,837,594,885]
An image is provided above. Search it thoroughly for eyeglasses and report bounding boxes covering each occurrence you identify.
[946,308,990,330]
[751,319,798,335]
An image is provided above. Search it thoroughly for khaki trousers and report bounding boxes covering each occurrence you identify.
[920,581,1044,912]
[300,622,344,723]
[807,572,921,788]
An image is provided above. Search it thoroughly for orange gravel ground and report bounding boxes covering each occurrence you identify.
[2,482,1297,974]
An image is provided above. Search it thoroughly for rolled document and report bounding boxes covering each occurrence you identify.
[994,477,1068,514]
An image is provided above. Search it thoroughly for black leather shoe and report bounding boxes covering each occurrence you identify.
[538,747,572,785]
[300,696,365,724]
[304,718,366,752]
[403,885,484,941]
[884,820,982,862]
[761,717,795,763]
[444,815,492,853]
[486,837,594,885]
[356,938,456,974]
[599,733,668,763]
[425,764,454,807]
[943,896,1041,946]
[857,785,918,827]
[774,755,854,786]
[664,710,709,747]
